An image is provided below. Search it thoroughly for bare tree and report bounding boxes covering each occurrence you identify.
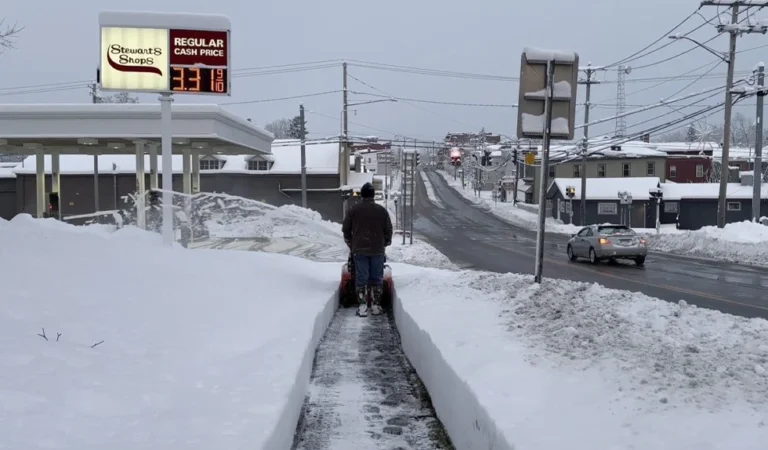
[264,118,292,139]
[0,19,24,54]
[101,92,139,103]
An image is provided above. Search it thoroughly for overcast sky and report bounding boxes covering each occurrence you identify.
[3,0,768,142]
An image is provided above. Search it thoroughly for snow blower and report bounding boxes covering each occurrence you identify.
[339,253,393,310]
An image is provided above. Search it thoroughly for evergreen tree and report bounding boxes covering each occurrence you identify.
[287,115,307,139]
[686,123,696,143]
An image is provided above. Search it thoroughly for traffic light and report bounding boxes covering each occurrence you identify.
[565,186,575,199]
[512,148,519,165]
[415,152,421,166]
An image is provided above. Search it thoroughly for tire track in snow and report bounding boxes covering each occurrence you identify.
[292,308,453,449]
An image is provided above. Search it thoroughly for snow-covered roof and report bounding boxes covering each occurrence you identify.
[346,171,374,190]
[535,140,668,161]
[661,182,768,200]
[0,104,272,155]
[523,47,577,62]
[13,142,340,175]
[99,11,231,31]
[0,162,18,179]
[270,142,339,174]
[550,177,661,201]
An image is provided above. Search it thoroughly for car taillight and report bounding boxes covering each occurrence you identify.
[598,238,611,245]
[639,239,646,245]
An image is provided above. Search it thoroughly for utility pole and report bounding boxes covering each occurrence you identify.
[341,61,349,218]
[698,1,766,227]
[577,64,602,225]
[753,62,765,222]
[89,83,101,213]
[718,4,740,228]
[299,103,307,208]
[513,140,520,205]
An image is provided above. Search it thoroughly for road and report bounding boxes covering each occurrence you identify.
[415,170,768,320]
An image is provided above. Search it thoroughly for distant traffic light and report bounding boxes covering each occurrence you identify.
[415,152,421,166]
[512,148,519,165]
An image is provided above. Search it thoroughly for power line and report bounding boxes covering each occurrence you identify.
[219,90,342,105]
[603,9,703,69]
[350,90,515,108]
[346,72,475,129]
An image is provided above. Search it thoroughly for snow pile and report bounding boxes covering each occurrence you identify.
[198,191,456,270]
[419,170,444,208]
[435,170,580,234]
[646,220,768,266]
[0,214,339,450]
[393,265,768,449]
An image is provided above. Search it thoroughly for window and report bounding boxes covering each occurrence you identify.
[247,160,270,170]
[646,161,655,176]
[548,165,556,179]
[573,164,581,178]
[664,201,679,213]
[597,163,606,178]
[727,201,741,211]
[669,165,677,178]
[199,158,222,170]
[696,164,704,178]
[577,227,591,237]
[622,163,631,177]
[597,202,617,215]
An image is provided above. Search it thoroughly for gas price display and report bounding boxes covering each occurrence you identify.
[170,67,228,94]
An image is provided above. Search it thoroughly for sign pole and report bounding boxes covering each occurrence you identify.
[534,59,555,284]
[160,93,174,246]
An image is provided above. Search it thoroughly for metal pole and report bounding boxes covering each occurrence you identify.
[300,103,307,208]
[409,153,415,244]
[754,63,765,222]
[91,85,100,212]
[159,93,174,246]
[579,65,595,226]
[656,199,660,234]
[717,4,740,228]
[402,151,407,245]
[513,142,520,206]
[534,59,555,284]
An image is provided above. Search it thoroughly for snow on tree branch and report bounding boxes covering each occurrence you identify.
[0,18,24,54]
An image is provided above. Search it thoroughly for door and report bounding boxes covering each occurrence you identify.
[632,203,646,228]
[573,227,591,256]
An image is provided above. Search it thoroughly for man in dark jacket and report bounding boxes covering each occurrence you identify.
[342,182,393,316]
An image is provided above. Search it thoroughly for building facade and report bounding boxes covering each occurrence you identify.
[529,156,667,204]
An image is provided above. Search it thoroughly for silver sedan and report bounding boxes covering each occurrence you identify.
[566,224,647,266]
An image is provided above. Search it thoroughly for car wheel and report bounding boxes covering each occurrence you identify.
[567,245,577,261]
[589,248,599,265]
[634,256,645,266]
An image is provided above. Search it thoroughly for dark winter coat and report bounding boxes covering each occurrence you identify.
[342,198,393,256]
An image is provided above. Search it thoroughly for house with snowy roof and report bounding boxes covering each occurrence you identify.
[525,140,668,204]
[11,139,370,223]
[547,177,662,228]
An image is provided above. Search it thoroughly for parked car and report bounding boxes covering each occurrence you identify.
[566,224,647,265]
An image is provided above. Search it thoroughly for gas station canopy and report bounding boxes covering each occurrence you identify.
[0,103,273,155]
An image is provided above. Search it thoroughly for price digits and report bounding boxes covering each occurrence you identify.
[170,67,227,93]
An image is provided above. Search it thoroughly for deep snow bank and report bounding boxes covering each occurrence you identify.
[392,263,768,449]
[204,193,457,270]
[0,214,338,450]
[645,220,768,266]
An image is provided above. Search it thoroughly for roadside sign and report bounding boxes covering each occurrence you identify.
[525,152,535,165]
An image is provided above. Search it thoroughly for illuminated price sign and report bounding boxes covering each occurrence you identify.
[168,29,229,95]
[170,67,227,94]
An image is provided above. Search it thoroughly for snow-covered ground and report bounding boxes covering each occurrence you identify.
[394,267,768,449]
[434,170,768,266]
[4,198,768,449]
[647,220,768,266]
[0,214,339,450]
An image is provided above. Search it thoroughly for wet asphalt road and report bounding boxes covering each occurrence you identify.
[416,170,768,320]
